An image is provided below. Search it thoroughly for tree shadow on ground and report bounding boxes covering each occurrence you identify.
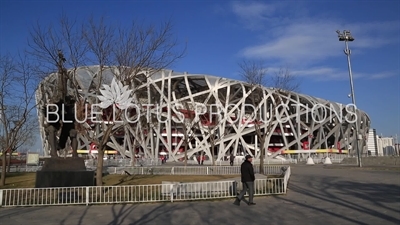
[282,174,400,224]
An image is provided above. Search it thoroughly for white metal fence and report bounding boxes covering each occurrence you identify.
[4,165,288,176]
[107,165,288,176]
[283,166,291,191]
[195,158,293,166]
[0,165,291,207]
[85,158,162,168]
[0,177,289,207]
[6,166,43,173]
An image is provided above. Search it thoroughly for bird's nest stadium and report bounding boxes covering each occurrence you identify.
[35,66,370,162]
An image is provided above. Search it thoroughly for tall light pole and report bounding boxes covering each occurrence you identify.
[336,30,362,167]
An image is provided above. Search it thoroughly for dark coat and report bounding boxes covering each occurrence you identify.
[241,160,255,182]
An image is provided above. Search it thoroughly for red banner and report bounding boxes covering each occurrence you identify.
[303,141,309,150]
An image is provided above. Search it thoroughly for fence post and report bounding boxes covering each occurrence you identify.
[207,167,209,175]
[86,187,89,206]
[114,167,117,174]
[284,166,290,193]
[171,167,174,175]
[170,184,174,202]
[284,175,287,193]
[0,189,3,207]
[141,167,144,175]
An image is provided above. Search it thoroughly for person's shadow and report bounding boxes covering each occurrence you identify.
[241,198,250,204]
[236,191,250,204]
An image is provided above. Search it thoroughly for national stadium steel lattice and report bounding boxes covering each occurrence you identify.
[35,66,370,161]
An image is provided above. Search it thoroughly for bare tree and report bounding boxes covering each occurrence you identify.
[203,107,231,166]
[29,14,185,186]
[79,15,117,186]
[0,54,38,186]
[29,13,88,159]
[113,20,185,84]
[81,16,185,185]
[111,19,185,168]
[206,123,217,165]
[271,67,300,92]
[238,60,299,174]
[204,124,221,166]
[171,101,202,167]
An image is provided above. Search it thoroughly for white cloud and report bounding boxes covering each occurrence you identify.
[277,66,360,81]
[367,71,397,80]
[231,2,399,67]
[231,1,275,18]
[231,2,276,30]
[240,20,399,66]
[267,66,396,81]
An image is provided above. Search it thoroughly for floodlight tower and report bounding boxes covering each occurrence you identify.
[336,30,362,167]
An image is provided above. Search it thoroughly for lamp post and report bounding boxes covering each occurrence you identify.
[336,30,362,167]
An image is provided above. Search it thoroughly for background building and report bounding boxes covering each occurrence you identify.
[367,128,398,156]
[36,66,371,162]
[367,128,378,155]
[378,137,396,156]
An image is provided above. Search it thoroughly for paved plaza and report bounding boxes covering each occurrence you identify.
[0,165,399,225]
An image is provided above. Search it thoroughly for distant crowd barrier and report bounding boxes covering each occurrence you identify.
[4,164,289,176]
[341,156,400,166]
[85,158,162,168]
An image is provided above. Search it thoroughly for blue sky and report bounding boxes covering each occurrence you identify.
[0,0,399,150]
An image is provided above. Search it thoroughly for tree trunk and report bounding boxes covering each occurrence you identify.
[131,153,135,166]
[1,153,6,186]
[96,147,104,186]
[259,138,265,174]
[6,152,12,173]
[95,117,114,186]
[184,142,188,167]
[131,141,137,166]
[211,143,215,166]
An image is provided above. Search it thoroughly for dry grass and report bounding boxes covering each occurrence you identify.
[0,173,240,189]
[103,174,239,186]
[1,173,36,189]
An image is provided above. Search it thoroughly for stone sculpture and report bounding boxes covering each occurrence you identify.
[44,50,78,158]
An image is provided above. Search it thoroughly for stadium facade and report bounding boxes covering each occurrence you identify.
[36,66,370,161]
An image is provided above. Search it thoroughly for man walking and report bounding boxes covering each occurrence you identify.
[229,154,235,166]
[200,154,205,165]
[233,155,256,206]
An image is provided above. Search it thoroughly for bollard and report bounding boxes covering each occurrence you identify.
[306,157,315,165]
[323,157,332,165]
